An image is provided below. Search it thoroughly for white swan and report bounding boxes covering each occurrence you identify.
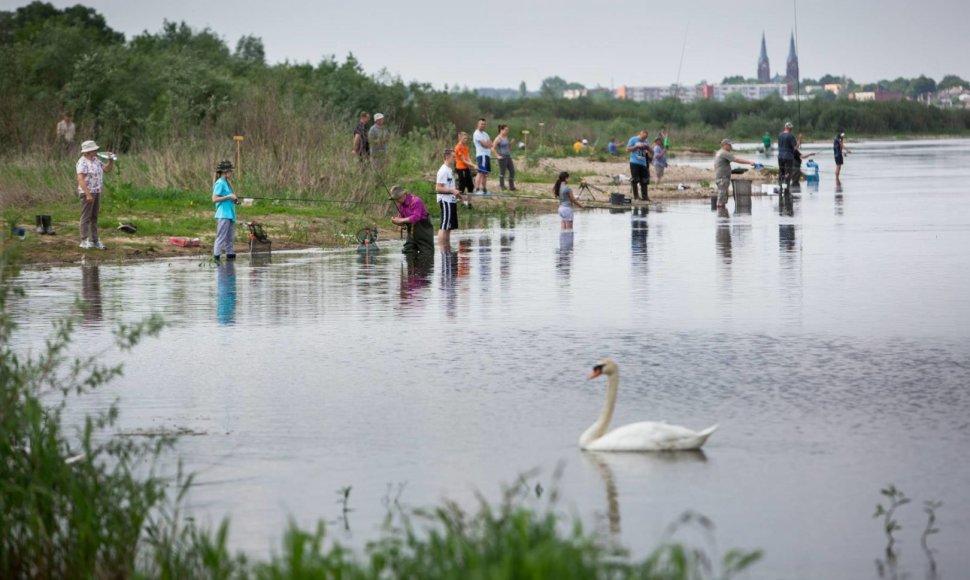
[579,359,718,451]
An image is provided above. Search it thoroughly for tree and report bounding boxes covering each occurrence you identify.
[518,81,527,99]
[540,76,569,99]
[908,75,937,99]
[938,74,967,91]
[234,34,265,66]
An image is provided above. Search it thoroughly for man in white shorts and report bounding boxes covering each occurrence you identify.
[436,149,464,248]
[472,118,492,194]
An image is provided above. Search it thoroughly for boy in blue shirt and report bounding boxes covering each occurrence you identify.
[212,160,238,260]
[626,130,652,201]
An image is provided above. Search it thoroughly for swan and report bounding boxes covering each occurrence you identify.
[579,359,718,451]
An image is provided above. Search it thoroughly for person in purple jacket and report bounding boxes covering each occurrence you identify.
[389,185,434,255]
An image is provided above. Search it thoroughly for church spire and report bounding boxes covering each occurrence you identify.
[758,32,771,83]
[786,31,799,86]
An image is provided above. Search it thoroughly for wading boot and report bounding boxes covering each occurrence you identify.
[35,215,44,234]
[41,215,56,235]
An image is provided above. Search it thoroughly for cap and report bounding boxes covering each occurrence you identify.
[388,185,407,200]
[80,140,100,153]
[784,121,794,129]
[721,138,733,145]
[581,139,589,144]
[374,113,385,121]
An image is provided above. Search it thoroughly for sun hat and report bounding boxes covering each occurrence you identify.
[80,140,100,153]
[388,185,408,201]
[721,138,733,145]
[374,113,385,121]
[216,160,234,172]
[784,121,794,129]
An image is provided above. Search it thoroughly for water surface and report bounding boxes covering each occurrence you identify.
[11,139,970,579]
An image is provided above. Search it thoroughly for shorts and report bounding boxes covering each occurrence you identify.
[654,165,666,180]
[558,205,574,222]
[439,200,458,230]
[456,168,474,193]
[834,156,844,166]
[476,155,491,174]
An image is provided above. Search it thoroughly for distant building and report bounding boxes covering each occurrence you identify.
[713,83,789,101]
[563,88,588,99]
[785,32,799,92]
[757,33,771,83]
[614,85,699,103]
[849,89,906,102]
[823,83,845,95]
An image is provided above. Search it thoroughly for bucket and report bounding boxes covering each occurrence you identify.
[610,192,626,205]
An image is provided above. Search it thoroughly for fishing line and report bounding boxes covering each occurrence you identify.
[793,0,801,128]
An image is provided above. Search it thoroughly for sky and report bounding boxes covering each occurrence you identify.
[7,0,970,90]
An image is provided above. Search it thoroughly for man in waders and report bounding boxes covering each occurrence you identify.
[389,185,434,256]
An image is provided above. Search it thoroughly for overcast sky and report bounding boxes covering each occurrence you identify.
[9,0,969,90]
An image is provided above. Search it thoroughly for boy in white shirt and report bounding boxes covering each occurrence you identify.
[435,149,464,248]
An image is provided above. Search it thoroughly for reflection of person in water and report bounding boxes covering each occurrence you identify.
[399,254,433,307]
[557,230,574,280]
[631,206,648,257]
[779,224,797,254]
[716,206,732,263]
[216,261,237,325]
[80,265,103,325]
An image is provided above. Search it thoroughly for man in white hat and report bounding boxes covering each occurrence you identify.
[76,140,113,249]
[713,139,759,208]
[368,113,389,168]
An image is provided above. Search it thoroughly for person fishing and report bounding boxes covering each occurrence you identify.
[833,130,851,185]
[777,122,797,194]
[212,159,238,261]
[388,185,434,256]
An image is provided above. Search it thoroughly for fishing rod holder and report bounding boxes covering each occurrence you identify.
[247,221,271,256]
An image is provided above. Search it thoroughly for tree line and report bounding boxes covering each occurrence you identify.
[2,2,969,156]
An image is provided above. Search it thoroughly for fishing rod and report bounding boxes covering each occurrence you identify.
[793,0,801,128]
[240,196,390,206]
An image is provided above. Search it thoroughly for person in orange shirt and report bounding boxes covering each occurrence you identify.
[454,132,475,208]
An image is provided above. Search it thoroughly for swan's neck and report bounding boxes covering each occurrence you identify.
[580,371,619,447]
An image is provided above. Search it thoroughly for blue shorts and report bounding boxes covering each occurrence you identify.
[476,155,491,174]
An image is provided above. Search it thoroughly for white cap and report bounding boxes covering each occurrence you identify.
[80,140,100,153]
[374,113,384,121]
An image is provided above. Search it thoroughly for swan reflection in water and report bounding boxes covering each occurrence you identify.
[583,450,708,536]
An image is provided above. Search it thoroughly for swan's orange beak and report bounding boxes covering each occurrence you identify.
[588,365,604,379]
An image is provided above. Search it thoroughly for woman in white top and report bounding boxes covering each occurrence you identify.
[76,140,113,249]
[554,171,584,230]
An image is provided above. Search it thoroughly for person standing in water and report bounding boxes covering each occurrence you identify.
[777,121,797,194]
[554,171,584,230]
[212,160,238,261]
[834,130,851,185]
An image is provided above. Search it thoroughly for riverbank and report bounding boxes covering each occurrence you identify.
[5,156,773,266]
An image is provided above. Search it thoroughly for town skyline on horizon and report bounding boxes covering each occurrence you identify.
[9,0,970,92]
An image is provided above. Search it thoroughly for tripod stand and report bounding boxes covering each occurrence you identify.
[576,178,601,201]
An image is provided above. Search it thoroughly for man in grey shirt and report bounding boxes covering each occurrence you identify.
[713,139,759,207]
[368,113,390,169]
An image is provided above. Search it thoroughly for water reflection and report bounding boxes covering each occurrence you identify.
[440,248,458,318]
[779,224,797,255]
[216,262,237,325]
[399,254,433,309]
[631,207,648,260]
[583,451,709,537]
[500,232,514,282]
[80,265,102,326]
[778,193,795,217]
[716,207,732,264]
[478,236,492,288]
[557,230,574,282]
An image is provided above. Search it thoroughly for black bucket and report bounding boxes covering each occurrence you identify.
[610,192,627,205]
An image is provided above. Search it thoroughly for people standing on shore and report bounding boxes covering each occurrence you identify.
[626,130,652,201]
[777,122,797,194]
[492,124,517,191]
[454,132,475,208]
[368,113,389,168]
[834,130,851,185]
[472,118,492,194]
[607,138,618,156]
[76,140,113,250]
[555,171,584,230]
[713,139,759,208]
[389,185,434,256]
[435,149,463,249]
[57,112,76,152]
[762,131,772,155]
[211,160,238,261]
[352,111,370,160]
[652,137,668,183]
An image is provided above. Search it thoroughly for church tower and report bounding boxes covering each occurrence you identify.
[757,32,771,82]
[786,31,800,91]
